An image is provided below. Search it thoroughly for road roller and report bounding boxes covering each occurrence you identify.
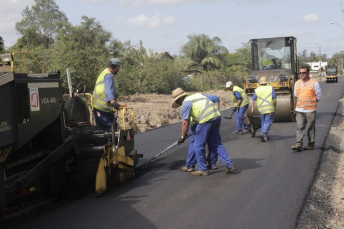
[244,37,298,135]
[0,52,142,217]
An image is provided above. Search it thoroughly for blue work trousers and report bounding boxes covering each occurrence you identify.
[188,117,234,172]
[236,104,249,131]
[186,123,216,168]
[260,113,275,138]
[93,108,115,132]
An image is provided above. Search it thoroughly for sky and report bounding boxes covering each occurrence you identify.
[1,0,344,59]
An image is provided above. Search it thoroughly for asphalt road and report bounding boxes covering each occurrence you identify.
[8,78,344,229]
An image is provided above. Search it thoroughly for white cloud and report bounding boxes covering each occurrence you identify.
[119,14,178,29]
[302,14,319,23]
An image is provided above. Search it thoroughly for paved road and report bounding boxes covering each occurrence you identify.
[8,78,344,229]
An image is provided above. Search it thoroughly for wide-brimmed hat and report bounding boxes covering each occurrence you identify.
[259,76,269,84]
[171,88,189,108]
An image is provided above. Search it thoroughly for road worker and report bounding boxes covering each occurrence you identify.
[93,58,121,132]
[251,76,276,142]
[226,81,250,134]
[291,66,322,151]
[171,87,237,176]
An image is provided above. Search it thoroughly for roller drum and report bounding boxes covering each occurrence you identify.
[246,93,293,122]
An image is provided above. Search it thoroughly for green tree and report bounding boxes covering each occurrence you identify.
[298,50,308,66]
[15,0,68,49]
[307,51,318,62]
[0,36,4,53]
[181,34,228,72]
[51,16,111,92]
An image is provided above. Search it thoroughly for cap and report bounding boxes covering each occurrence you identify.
[225,81,233,88]
[109,58,122,66]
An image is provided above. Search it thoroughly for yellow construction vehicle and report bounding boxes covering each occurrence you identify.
[244,37,298,136]
[94,106,141,196]
[325,66,338,83]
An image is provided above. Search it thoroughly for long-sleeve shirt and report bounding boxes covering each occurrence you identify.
[294,80,322,112]
[181,94,219,120]
[104,73,118,102]
[233,91,242,101]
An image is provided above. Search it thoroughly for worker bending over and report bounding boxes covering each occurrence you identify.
[226,81,250,134]
[171,88,236,176]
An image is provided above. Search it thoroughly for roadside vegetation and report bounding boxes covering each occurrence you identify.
[0,0,342,95]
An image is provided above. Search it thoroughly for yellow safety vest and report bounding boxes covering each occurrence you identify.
[255,85,275,114]
[184,93,220,124]
[93,68,116,113]
[232,86,249,107]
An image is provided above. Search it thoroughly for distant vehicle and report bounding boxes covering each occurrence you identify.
[325,66,338,83]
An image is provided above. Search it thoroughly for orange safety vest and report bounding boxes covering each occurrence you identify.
[295,79,317,110]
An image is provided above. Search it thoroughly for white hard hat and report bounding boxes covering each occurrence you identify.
[225,81,233,88]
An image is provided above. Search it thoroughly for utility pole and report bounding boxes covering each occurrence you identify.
[318,47,322,78]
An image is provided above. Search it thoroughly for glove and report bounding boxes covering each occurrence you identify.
[112,102,121,110]
[178,136,185,144]
[233,107,238,112]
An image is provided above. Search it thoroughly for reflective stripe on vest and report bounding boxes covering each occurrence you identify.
[184,93,220,124]
[93,68,115,113]
[233,86,249,107]
[296,79,317,110]
[255,86,275,114]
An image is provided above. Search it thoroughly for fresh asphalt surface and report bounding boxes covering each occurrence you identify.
[8,78,344,229]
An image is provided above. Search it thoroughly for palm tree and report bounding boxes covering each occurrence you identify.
[181,34,228,71]
[181,34,228,86]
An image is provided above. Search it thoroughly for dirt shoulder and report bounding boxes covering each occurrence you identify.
[296,97,344,228]
[117,90,233,132]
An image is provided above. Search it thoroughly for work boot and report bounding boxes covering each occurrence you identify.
[242,129,249,134]
[225,165,237,173]
[181,166,194,172]
[191,170,209,176]
[303,145,315,150]
[291,144,303,151]
[233,130,242,134]
[207,164,218,170]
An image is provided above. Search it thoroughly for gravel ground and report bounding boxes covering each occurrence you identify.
[296,97,344,228]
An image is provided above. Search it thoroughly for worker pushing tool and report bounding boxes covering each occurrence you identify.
[171,87,237,176]
[226,81,250,134]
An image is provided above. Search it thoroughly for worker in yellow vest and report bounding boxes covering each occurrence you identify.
[291,66,322,151]
[226,81,250,134]
[171,88,237,176]
[251,77,276,142]
[93,58,121,131]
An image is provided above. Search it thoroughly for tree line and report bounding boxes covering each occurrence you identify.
[0,0,340,96]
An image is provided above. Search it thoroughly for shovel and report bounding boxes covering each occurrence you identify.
[223,107,238,119]
[138,133,195,169]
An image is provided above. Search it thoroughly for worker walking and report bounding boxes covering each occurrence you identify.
[93,58,122,132]
[251,77,276,142]
[291,66,322,151]
[172,88,236,176]
[226,81,250,134]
